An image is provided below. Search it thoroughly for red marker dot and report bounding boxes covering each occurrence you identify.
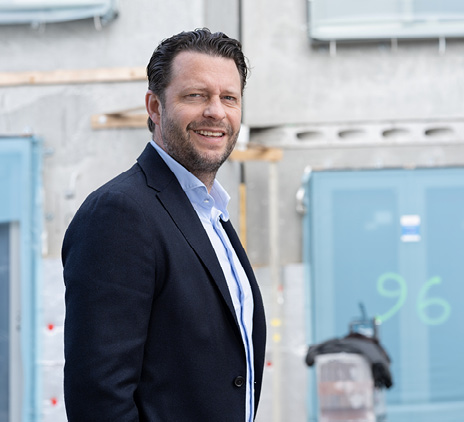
[51,397,58,406]
[47,324,54,331]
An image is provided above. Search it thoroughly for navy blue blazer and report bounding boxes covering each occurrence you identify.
[62,144,266,421]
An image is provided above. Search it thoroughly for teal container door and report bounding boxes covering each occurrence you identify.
[0,136,42,422]
[305,168,464,422]
[0,223,11,422]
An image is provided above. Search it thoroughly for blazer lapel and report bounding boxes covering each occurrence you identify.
[137,144,241,332]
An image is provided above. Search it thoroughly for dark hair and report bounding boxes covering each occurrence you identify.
[146,28,249,132]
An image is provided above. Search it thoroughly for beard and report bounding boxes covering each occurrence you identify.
[160,114,239,177]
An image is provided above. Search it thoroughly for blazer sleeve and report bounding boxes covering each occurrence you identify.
[62,188,157,421]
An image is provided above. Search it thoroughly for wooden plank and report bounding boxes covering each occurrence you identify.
[239,181,247,250]
[229,145,283,162]
[0,66,146,87]
[91,112,148,130]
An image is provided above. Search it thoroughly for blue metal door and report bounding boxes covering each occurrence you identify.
[0,136,42,422]
[305,167,464,422]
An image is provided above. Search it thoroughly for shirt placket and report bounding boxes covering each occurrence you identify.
[211,213,254,422]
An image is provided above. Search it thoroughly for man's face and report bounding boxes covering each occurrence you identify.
[147,51,242,183]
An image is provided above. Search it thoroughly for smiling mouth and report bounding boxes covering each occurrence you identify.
[194,130,225,138]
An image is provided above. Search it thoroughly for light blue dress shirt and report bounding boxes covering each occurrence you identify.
[150,141,255,422]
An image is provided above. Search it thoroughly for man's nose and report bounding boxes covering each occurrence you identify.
[203,97,226,120]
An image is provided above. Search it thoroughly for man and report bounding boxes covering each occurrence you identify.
[62,28,266,421]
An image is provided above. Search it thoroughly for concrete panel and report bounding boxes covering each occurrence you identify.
[254,264,308,422]
[0,0,205,72]
[241,0,464,127]
[204,0,240,39]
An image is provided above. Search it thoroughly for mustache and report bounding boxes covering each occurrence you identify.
[187,121,233,135]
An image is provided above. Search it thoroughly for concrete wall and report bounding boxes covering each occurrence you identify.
[242,0,464,126]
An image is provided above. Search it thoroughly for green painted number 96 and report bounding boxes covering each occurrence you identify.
[376,273,451,325]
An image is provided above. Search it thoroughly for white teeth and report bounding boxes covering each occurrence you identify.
[195,130,223,137]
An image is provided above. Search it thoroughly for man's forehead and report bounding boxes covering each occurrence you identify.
[171,51,238,73]
[169,51,241,90]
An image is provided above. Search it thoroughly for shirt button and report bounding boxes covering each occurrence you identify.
[234,376,245,388]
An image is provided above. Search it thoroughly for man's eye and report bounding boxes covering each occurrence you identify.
[223,96,237,102]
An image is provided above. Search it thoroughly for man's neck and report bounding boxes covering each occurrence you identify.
[151,136,217,192]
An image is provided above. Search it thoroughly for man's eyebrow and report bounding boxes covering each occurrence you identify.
[179,86,241,95]
[178,85,207,93]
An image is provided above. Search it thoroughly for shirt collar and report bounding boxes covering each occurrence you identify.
[150,140,230,221]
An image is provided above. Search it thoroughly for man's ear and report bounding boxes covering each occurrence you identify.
[145,90,162,125]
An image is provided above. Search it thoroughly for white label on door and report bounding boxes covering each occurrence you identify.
[401,214,421,242]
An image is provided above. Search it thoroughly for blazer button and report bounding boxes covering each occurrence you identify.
[234,376,245,388]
